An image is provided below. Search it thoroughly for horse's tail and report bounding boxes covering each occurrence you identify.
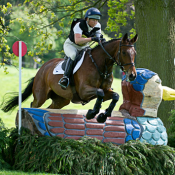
[0,77,35,113]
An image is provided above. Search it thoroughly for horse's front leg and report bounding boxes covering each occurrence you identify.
[86,89,104,120]
[97,90,119,123]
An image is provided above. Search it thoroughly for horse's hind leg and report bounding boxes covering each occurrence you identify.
[32,87,48,108]
[48,94,70,109]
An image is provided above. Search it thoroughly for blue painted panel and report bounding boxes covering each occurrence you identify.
[132,120,140,129]
[135,68,147,74]
[122,75,126,81]
[146,124,156,133]
[32,115,44,122]
[137,117,148,125]
[148,118,158,126]
[157,118,163,125]
[124,118,132,124]
[23,108,48,112]
[137,117,168,146]
[142,70,156,79]
[132,84,145,91]
[125,135,133,142]
[142,131,152,140]
[44,132,50,136]
[152,130,160,141]
[161,132,167,141]
[148,139,156,145]
[24,110,47,117]
[130,75,148,85]
[24,108,48,115]
[125,124,134,135]
[157,125,165,133]
[135,68,156,80]
[38,122,46,131]
[157,139,165,145]
[132,129,141,140]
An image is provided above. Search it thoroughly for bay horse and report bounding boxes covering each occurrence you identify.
[1,33,138,123]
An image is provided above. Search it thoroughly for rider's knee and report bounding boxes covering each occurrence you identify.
[71,53,76,61]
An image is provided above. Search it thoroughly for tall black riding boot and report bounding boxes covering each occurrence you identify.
[58,57,74,90]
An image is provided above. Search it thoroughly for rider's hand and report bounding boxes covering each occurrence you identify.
[91,37,100,42]
[101,38,106,43]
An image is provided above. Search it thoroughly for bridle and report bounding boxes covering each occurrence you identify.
[88,39,136,87]
[98,40,135,72]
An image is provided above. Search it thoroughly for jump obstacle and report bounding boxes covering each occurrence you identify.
[16,68,175,146]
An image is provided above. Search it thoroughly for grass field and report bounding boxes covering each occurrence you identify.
[0,66,123,128]
[0,170,57,175]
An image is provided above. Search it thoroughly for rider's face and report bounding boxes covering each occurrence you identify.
[88,18,98,28]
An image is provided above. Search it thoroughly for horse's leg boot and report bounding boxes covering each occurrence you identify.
[58,57,74,90]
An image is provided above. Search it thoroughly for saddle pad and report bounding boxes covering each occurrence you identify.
[53,51,86,75]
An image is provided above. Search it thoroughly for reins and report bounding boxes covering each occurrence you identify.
[98,40,135,72]
[88,39,135,88]
[88,50,112,80]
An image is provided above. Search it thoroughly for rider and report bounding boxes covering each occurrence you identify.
[59,7,104,90]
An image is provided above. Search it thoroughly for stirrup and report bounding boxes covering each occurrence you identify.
[58,77,69,89]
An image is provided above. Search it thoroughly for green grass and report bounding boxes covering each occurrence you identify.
[0,66,123,128]
[0,170,57,175]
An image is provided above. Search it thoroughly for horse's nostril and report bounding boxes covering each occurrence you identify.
[129,74,136,81]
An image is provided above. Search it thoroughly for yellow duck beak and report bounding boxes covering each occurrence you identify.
[162,86,175,101]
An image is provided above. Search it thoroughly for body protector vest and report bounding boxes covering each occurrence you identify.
[68,19,100,44]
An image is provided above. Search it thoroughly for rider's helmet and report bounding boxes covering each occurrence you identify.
[85,8,102,20]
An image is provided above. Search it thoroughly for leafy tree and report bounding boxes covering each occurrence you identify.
[0,0,135,70]
[134,0,175,127]
[107,0,135,38]
[0,2,15,73]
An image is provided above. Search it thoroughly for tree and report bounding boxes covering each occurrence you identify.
[134,0,175,127]
[0,2,15,73]
[0,0,135,67]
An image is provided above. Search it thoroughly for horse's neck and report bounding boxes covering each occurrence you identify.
[92,40,119,68]
[105,40,120,56]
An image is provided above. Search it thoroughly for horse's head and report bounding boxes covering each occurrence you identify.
[116,33,138,81]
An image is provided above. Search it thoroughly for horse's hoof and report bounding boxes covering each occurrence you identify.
[97,113,107,123]
[86,109,96,120]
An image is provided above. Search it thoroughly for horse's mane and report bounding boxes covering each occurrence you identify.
[92,38,121,51]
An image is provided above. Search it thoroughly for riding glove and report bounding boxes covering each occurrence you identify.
[101,38,106,43]
[91,37,100,42]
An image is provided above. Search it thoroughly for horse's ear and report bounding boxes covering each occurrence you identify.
[131,34,138,44]
[122,33,128,43]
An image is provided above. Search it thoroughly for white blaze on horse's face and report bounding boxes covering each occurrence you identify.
[129,48,135,55]
[123,47,137,81]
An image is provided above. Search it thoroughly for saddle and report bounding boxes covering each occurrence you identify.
[61,48,89,71]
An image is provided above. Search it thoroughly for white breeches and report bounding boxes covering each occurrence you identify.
[63,38,88,61]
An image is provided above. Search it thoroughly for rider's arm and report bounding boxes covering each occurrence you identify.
[73,22,92,45]
[74,33,92,45]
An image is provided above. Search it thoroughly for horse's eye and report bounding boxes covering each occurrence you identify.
[122,51,126,55]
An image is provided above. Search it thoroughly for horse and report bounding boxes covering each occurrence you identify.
[1,33,138,123]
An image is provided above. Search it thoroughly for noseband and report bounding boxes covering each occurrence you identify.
[99,40,135,72]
